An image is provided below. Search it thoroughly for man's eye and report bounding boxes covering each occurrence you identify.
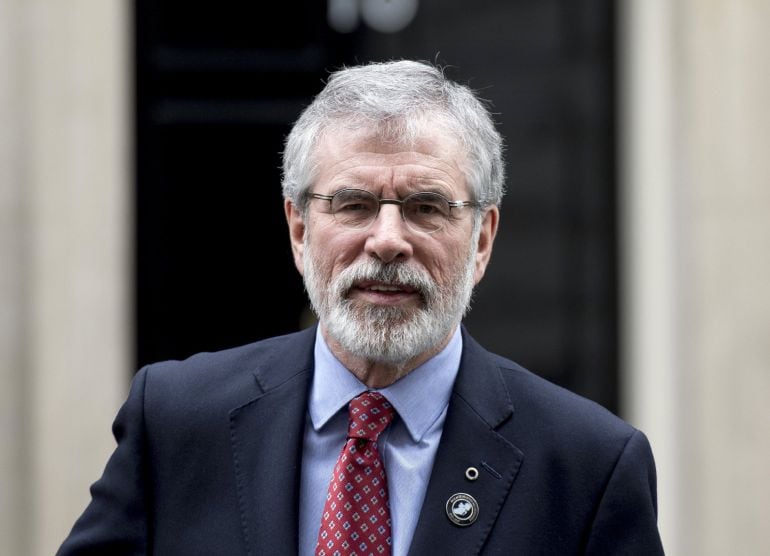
[337,202,370,213]
[407,196,449,218]
[414,203,440,215]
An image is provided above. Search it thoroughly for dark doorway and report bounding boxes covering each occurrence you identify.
[135,1,619,413]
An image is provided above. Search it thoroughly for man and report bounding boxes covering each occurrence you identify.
[59,60,664,555]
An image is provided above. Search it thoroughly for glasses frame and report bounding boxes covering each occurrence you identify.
[308,188,481,234]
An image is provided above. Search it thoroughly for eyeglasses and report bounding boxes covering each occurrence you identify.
[308,188,480,234]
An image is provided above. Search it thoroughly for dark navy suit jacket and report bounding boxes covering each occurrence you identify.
[58,326,664,555]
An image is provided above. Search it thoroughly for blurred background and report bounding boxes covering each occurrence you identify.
[1,1,768,554]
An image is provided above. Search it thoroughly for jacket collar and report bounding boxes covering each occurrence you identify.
[407,327,524,555]
[228,326,316,555]
[228,325,524,556]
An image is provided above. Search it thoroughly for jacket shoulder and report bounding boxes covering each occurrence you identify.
[140,326,316,415]
[461,330,638,450]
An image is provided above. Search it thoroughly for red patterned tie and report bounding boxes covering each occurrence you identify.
[315,391,395,556]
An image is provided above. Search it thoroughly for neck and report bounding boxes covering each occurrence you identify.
[320,324,457,389]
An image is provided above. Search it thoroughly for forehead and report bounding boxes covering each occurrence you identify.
[312,127,469,195]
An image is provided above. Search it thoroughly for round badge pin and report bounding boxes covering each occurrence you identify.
[445,492,479,527]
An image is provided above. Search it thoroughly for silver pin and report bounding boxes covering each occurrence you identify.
[445,493,479,527]
[465,467,479,481]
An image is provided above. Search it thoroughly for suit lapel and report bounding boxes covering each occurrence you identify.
[229,327,315,556]
[226,326,524,555]
[408,330,524,556]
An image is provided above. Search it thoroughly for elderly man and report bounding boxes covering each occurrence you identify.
[59,60,664,555]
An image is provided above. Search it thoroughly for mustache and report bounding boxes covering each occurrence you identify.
[333,260,437,301]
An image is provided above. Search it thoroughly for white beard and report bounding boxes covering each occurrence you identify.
[302,240,478,364]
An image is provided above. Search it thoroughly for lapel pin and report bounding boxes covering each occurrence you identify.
[445,492,479,527]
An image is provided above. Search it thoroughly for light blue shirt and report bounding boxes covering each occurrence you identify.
[298,326,462,556]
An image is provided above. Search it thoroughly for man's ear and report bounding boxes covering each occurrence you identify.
[285,198,306,275]
[473,206,499,284]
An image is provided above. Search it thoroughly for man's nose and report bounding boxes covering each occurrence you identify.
[363,204,414,263]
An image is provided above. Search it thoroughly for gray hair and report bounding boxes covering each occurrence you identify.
[281,60,505,210]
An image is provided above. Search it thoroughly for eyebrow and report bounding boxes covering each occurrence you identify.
[328,174,456,193]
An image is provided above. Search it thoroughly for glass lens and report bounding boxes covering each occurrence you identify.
[403,192,451,232]
[330,189,379,228]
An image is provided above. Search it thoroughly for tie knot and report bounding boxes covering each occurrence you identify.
[347,391,394,442]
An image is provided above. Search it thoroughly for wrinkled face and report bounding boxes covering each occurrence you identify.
[285,129,499,364]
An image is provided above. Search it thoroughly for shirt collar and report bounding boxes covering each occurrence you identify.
[308,326,463,443]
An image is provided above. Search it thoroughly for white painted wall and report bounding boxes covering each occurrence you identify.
[619,1,770,554]
[0,1,130,554]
